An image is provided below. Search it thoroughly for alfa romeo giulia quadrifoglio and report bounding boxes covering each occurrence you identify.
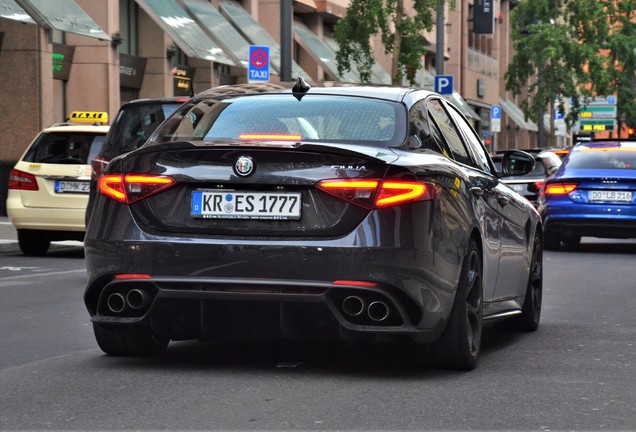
[84,80,543,370]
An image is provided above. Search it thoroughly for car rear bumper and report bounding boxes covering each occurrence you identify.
[542,207,636,239]
[84,228,462,343]
[6,195,86,232]
[86,274,447,342]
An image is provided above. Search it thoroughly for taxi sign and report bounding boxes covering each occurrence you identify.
[248,46,270,82]
[68,111,109,123]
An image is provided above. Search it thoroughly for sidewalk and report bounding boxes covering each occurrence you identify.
[0,217,18,252]
[0,217,83,253]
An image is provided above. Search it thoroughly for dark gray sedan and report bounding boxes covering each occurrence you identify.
[84,81,542,371]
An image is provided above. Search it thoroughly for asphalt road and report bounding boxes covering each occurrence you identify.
[1,223,635,430]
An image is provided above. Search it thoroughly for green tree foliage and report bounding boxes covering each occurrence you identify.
[506,0,636,137]
[334,0,447,85]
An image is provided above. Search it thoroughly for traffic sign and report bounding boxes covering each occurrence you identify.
[491,105,501,119]
[248,45,270,82]
[490,105,501,132]
[434,75,453,94]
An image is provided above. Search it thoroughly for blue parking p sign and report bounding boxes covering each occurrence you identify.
[248,45,270,81]
[434,75,453,94]
[491,105,501,119]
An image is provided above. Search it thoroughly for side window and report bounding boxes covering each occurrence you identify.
[427,99,473,166]
[445,102,493,173]
[407,100,450,156]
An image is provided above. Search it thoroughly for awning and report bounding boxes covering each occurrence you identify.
[177,0,250,69]
[135,0,235,65]
[12,0,110,40]
[0,0,34,23]
[500,99,538,132]
[293,21,352,82]
[218,0,310,80]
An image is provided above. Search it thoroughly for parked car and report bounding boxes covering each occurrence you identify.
[86,97,189,223]
[84,81,543,370]
[492,150,562,205]
[6,113,109,255]
[538,140,636,250]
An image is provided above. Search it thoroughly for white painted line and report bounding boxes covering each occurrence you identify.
[0,269,85,281]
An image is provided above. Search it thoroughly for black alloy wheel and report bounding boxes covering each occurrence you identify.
[516,231,543,331]
[432,239,483,371]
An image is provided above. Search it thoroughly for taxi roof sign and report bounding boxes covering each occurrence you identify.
[68,111,109,124]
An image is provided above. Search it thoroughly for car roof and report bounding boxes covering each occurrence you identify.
[572,140,636,151]
[39,124,110,134]
[194,82,429,103]
[119,96,191,108]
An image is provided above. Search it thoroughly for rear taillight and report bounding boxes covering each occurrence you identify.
[544,183,577,195]
[8,169,38,191]
[316,179,435,209]
[98,174,176,204]
[91,155,110,180]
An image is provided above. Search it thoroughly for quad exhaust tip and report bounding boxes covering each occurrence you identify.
[106,289,151,314]
[342,296,366,317]
[106,293,126,314]
[342,296,391,322]
[367,301,390,322]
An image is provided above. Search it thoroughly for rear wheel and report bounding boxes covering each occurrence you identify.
[515,232,543,331]
[18,230,50,256]
[93,323,169,357]
[432,239,483,371]
[562,235,581,247]
[543,232,560,251]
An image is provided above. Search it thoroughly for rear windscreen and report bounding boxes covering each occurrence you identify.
[100,103,181,159]
[150,94,407,147]
[23,132,105,164]
[567,150,636,170]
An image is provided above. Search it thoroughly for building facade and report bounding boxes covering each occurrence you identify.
[0,0,541,215]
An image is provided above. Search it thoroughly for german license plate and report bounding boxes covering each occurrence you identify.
[191,190,302,220]
[55,180,90,193]
[589,190,632,202]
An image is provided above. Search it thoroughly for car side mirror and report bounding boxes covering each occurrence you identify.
[501,150,535,176]
[545,165,559,176]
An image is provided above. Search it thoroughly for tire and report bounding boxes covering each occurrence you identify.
[18,230,50,256]
[93,323,169,357]
[562,235,581,247]
[543,232,560,251]
[432,239,483,371]
[515,232,543,331]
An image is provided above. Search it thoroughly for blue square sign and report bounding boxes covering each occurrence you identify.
[491,105,501,119]
[434,75,453,94]
[248,45,270,82]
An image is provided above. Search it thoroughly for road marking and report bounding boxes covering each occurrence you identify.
[0,266,39,271]
[0,269,85,281]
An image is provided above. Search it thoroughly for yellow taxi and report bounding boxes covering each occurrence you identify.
[6,112,109,255]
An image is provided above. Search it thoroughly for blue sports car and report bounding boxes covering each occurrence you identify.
[537,140,636,250]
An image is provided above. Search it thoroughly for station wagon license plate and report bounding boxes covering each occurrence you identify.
[55,180,90,193]
[191,190,302,220]
[589,190,632,202]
